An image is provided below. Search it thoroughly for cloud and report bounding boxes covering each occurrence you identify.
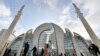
[0,17,12,29]
[43,0,57,8]
[83,0,100,17]
[58,5,71,28]
[32,0,57,8]
[0,2,12,29]
[72,0,84,5]
[14,23,27,36]
[57,5,80,32]
[0,2,11,17]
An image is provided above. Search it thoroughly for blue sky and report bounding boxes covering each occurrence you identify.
[0,0,100,40]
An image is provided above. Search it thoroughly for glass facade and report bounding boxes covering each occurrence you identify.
[11,35,23,53]
[25,33,33,50]
[38,24,58,55]
[38,31,57,50]
[9,23,91,56]
[64,29,90,56]
[10,33,33,55]
[64,30,75,56]
[76,35,90,56]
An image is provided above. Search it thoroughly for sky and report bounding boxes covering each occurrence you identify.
[0,0,100,40]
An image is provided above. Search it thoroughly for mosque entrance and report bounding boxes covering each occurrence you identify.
[33,23,65,56]
[38,27,58,56]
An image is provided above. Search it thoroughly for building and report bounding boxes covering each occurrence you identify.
[8,23,91,56]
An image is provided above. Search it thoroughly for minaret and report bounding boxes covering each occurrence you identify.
[0,5,25,53]
[73,3,100,47]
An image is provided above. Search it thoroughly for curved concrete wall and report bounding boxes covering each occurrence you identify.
[33,23,65,54]
[33,23,51,47]
[52,23,65,54]
[73,32,89,48]
[9,29,33,48]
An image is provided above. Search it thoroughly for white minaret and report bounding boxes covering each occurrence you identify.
[73,3,100,47]
[0,5,25,53]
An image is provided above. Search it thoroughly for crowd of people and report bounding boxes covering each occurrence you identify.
[3,42,100,56]
[3,48,16,56]
[23,42,51,56]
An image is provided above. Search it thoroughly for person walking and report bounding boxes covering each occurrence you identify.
[59,53,63,56]
[91,44,100,56]
[40,48,44,56]
[80,53,84,56]
[31,46,37,56]
[88,44,100,56]
[3,48,9,56]
[44,44,49,56]
[8,48,11,56]
[23,42,29,56]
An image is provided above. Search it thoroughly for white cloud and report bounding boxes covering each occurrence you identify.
[72,0,84,6]
[83,0,100,17]
[0,17,12,29]
[0,2,12,30]
[0,3,11,17]
[57,5,78,31]
[43,0,57,8]
[14,23,27,36]
[32,0,57,8]
[62,6,70,15]
[58,5,71,28]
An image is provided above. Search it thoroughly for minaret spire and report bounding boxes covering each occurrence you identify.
[73,3,80,12]
[0,5,25,53]
[72,3,82,17]
[73,3,100,47]
[19,5,25,12]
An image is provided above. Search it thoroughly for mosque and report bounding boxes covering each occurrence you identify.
[0,3,100,56]
[9,23,91,56]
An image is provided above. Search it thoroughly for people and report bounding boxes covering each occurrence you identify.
[91,44,100,56]
[14,53,16,56]
[3,48,11,56]
[88,45,95,56]
[40,48,44,56]
[31,46,37,56]
[64,53,66,56]
[59,53,63,56]
[3,48,9,56]
[8,48,11,56]
[80,53,84,56]
[73,53,76,56]
[23,42,29,56]
[44,44,49,56]
[88,43,100,56]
